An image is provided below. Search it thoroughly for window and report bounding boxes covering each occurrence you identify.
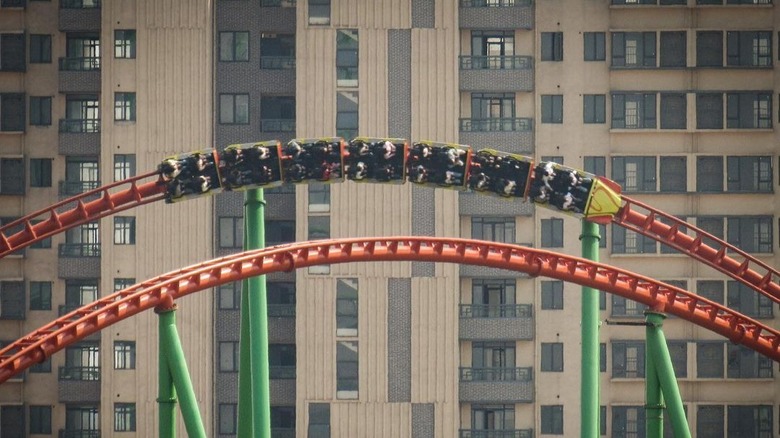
[113,403,135,432]
[612,156,656,192]
[218,282,240,310]
[308,0,331,25]
[29,158,52,187]
[29,281,52,310]
[541,32,563,61]
[697,280,724,304]
[260,34,295,69]
[660,93,686,129]
[659,156,686,192]
[541,94,563,124]
[612,406,645,438]
[269,344,296,379]
[219,93,249,125]
[336,341,358,399]
[336,29,358,87]
[113,216,136,245]
[612,341,645,378]
[114,341,135,370]
[584,156,606,176]
[219,31,248,62]
[611,296,647,317]
[583,94,606,124]
[584,32,605,61]
[62,155,99,195]
[727,344,772,378]
[697,405,723,436]
[259,95,295,132]
[727,31,772,67]
[336,91,358,140]
[697,31,723,67]
[113,154,136,181]
[64,279,98,311]
[62,94,99,133]
[728,280,772,317]
[470,31,515,69]
[472,216,515,243]
[29,96,51,127]
[541,280,563,310]
[308,403,331,438]
[612,93,656,129]
[29,34,51,63]
[29,405,52,434]
[471,342,515,375]
[541,405,564,435]
[336,278,358,336]
[668,341,688,378]
[727,92,771,129]
[0,33,25,72]
[114,92,136,122]
[219,341,239,372]
[63,222,100,257]
[30,357,51,373]
[1,93,25,132]
[271,406,296,433]
[541,218,563,247]
[727,216,772,253]
[697,341,724,377]
[267,220,295,245]
[114,30,136,59]
[612,228,657,254]
[612,32,656,67]
[268,282,295,316]
[660,31,686,67]
[600,343,607,373]
[219,216,243,248]
[0,281,24,319]
[541,342,563,372]
[468,92,517,131]
[472,405,515,432]
[63,342,99,381]
[219,403,237,435]
[728,405,772,436]
[309,183,330,212]
[727,156,771,192]
[695,93,723,129]
[470,279,516,317]
[308,216,330,240]
[696,156,724,192]
[114,278,134,292]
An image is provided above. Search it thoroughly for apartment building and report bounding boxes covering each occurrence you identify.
[0,0,778,436]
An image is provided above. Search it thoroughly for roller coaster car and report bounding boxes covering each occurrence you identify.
[159,150,222,203]
[219,141,284,191]
[281,137,346,184]
[407,141,471,190]
[467,149,531,199]
[344,137,408,184]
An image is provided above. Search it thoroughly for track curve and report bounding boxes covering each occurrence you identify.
[1,236,779,384]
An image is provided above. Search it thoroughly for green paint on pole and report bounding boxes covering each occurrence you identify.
[645,321,664,438]
[580,220,601,438]
[237,275,253,437]
[158,309,176,438]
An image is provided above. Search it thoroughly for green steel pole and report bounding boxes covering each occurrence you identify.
[157,305,177,438]
[580,220,601,438]
[645,318,664,438]
[237,275,253,436]
[245,188,271,438]
[157,301,207,438]
[645,311,691,438]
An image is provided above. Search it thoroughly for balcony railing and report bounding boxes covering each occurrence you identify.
[59,119,100,133]
[260,119,296,132]
[459,304,532,318]
[460,366,533,382]
[459,430,533,438]
[59,430,100,438]
[59,243,101,257]
[58,366,100,381]
[268,304,296,317]
[61,0,100,7]
[260,0,296,6]
[460,55,532,70]
[269,365,296,379]
[260,56,296,69]
[59,180,100,196]
[59,57,100,71]
[459,118,532,132]
[460,0,531,6]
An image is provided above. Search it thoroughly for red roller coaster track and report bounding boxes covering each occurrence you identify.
[1,237,779,384]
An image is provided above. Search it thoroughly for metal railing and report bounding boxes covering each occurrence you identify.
[460,55,533,70]
[460,366,533,382]
[60,0,100,8]
[59,430,100,438]
[260,56,296,69]
[268,304,296,317]
[59,180,101,196]
[269,365,296,379]
[260,0,296,6]
[459,304,532,318]
[59,57,100,71]
[59,119,100,133]
[58,366,100,381]
[459,118,532,132]
[58,243,101,257]
[459,429,534,438]
[460,0,532,6]
[260,119,296,132]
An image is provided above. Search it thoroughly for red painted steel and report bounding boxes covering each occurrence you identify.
[615,196,780,302]
[0,171,166,257]
[1,237,779,384]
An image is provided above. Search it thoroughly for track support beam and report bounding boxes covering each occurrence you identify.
[580,220,601,438]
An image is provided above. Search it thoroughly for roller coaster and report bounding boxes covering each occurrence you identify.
[0,136,778,388]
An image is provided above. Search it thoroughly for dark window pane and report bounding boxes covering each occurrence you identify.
[696,93,723,129]
[660,93,686,129]
[697,31,723,67]
[659,156,686,192]
[660,31,686,67]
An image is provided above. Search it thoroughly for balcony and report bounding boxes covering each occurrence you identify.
[58,244,100,278]
[59,119,101,155]
[459,430,534,438]
[459,0,533,30]
[259,0,297,33]
[459,191,535,216]
[270,365,296,379]
[271,428,296,438]
[260,119,295,133]
[59,180,100,197]
[459,367,534,403]
[459,304,533,340]
[58,430,100,438]
[59,57,101,93]
[59,0,100,32]
[459,117,533,154]
[459,56,534,92]
[58,366,100,402]
[261,56,295,70]
[59,365,99,381]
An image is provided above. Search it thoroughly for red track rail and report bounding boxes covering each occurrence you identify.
[0,171,166,257]
[614,196,780,302]
[1,237,779,384]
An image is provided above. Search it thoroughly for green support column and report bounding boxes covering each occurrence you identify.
[157,300,207,438]
[580,220,601,438]
[645,311,691,438]
[237,188,271,438]
[645,326,664,438]
[157,307,177,438]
